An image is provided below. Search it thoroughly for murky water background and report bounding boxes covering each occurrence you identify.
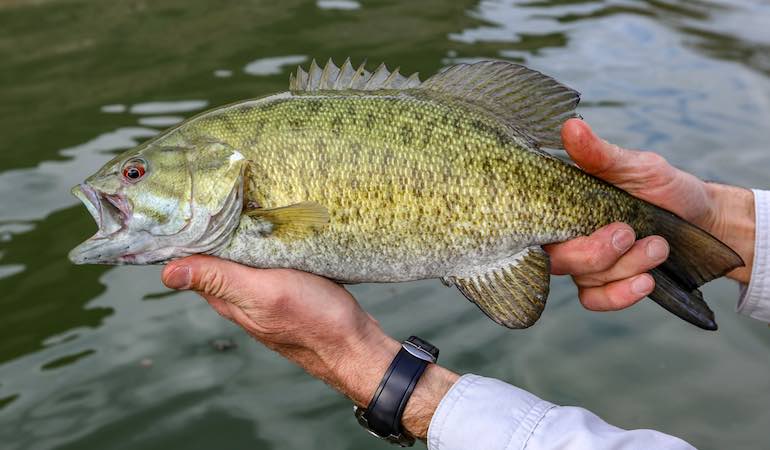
[1,1,769,449]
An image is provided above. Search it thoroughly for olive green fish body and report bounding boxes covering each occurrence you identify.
[70,59,742,330]
[185,92,647,282]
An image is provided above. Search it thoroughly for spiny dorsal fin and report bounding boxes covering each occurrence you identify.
[419,61,580,149]
[289,58,421,92]
[443,246,551,329]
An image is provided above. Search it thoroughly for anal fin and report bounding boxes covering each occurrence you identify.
[443,246,551,329]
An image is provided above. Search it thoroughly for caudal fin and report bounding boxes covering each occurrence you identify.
[647,208,744,330]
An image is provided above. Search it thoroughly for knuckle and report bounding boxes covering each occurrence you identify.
[575,273,606,288]
[583,241,612,271]
[606,281,642,309]
[637,151,667,167]
[198,268,229,299]
[611,222,635,237]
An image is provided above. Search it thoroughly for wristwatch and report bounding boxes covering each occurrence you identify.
[354,336,439,447]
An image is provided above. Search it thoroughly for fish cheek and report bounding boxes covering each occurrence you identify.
[125,182,192,236]
[121,146,194,235]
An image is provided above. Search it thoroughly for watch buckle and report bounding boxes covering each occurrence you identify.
[353,406,416,447]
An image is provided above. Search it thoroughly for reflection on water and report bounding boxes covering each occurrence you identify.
[243,55,308,76]
[1,1,769,449]
[317,0,362,11]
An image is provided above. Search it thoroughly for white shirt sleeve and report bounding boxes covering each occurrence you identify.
[737,189,770,322]
[428,374,695,450]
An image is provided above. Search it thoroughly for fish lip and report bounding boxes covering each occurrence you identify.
[72,184,101,227]
[70,183,142,264]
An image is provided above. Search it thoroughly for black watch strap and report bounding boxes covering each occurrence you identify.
[356,336,439,446]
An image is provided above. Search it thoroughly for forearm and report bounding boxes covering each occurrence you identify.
[704,182,756,283]
[290,319,459,440]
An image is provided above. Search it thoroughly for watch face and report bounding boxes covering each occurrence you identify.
[404,336,439,362]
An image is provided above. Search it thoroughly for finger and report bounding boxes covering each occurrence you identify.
[545,223,636,276]
[161,255,287,305]
[578,273,655,311]
[561,119,671,187]
[561,118,625,176]
[574,236,669,287]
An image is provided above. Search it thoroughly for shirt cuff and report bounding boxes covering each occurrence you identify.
[427,374,555,450]
[737,189,770,322]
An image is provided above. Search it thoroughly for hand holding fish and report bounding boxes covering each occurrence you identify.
[545,119,755,311]
[161,255,459,440]
[545,119,754,311]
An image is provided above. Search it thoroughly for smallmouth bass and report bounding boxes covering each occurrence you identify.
[69,59,743,330]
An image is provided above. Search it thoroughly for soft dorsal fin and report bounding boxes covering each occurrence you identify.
[289,58,421,92]
[419,61,580,148]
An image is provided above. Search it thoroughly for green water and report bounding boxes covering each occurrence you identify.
[1,1,769,449]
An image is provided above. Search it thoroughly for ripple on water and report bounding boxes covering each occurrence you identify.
[136,116,185,127]
[213,69,233,78]
[129,100,209,115]
[100,104,126,114]
[316,0,361,10]
[243,55,308,76]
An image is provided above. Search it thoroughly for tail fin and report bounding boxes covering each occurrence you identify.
[647,208,744,330]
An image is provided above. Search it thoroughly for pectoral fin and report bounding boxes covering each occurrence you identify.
[443,246,551,329]
[245,201,329,236]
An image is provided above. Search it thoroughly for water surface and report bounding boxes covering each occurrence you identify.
[1,1,769,449]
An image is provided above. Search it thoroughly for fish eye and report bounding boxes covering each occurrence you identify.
[122,159,147,182]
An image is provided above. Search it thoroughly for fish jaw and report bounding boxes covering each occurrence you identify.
[68,230,156,265]
[68,184,155,264]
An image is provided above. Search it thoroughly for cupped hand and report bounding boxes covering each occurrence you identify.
[161,256,458,439]
[161,256,395,394]
[546,119,754,312]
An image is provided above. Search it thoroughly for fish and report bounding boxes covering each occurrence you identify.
[69,58,743,331]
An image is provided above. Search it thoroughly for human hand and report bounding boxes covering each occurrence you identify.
[161,255,458,439]
[545,119,755,311]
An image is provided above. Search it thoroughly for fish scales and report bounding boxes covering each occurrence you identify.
[69,60,743,330]
[180,92,646,280]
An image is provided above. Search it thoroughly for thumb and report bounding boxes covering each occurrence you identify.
[162,255,254,304]
[561,118,630,181]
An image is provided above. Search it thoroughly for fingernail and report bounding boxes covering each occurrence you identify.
[631,275,653,295]
[612,229,635,252]
[646,239,669,261]
[164,265,191,290]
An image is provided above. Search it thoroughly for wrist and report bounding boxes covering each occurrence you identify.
[307,315,399,403]
[326,325,460,440]
[704,183,755,283]
[400,361,460,439]
[336,328,402,409]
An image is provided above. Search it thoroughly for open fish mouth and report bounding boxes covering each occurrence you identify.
[68,184,153,265]
[71,184,128,238]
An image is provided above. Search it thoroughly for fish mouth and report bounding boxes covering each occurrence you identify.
[72,184,128,238]
[68,184,153,265]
